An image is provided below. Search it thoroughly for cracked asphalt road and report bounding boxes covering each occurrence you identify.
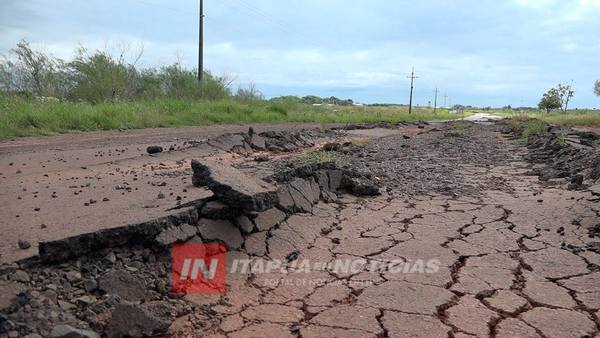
[2,122,599,338]
[172,124,600,338]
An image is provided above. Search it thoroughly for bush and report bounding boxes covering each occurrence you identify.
[0,40,233,103]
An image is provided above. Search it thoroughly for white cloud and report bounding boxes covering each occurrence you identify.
[513,0,557,9]
[513,0,600,22]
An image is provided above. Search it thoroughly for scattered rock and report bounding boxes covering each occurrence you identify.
[98,270,148,302]
[286,251,299,262]
[146,146,163,155]
[254,155,270,162]
[65,271,82,283]
[105,303,171,338]
[10,270,30,283]
[17,240,31,250]
[84,279,98,292]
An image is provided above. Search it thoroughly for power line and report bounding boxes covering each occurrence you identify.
[220,0,322,49]
[433,87,439,114]
[407,67,418,115]
[198,0,204,81]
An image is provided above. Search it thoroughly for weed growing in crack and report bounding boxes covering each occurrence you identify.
[450,120,474,131]
[558,131,567,146]
[304,150,338,164]
[510,117,548,142]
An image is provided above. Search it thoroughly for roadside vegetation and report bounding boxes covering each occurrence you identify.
[490,81,600,127]
[508,116,548,142]
[0,40,465,139]
[494,108,600,127]
[0,94,466,138]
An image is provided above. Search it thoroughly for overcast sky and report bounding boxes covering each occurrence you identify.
[1,0,599,107]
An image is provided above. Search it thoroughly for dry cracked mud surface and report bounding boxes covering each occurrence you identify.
[1,120,600,338]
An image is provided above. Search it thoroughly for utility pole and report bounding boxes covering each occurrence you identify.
[433,88,439,114]
[443,93,448,108]
[407,67,418,114]
[198,0,204,82]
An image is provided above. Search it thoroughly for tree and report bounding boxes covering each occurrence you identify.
[539,84,574,113]
[0,39,68,97]
[554,83,574,113]
[538,90,561,113]
[594,80,600,97]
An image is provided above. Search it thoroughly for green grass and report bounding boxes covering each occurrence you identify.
[450,120,474,130]
[304,150,339,164]
[0,95,470,139]
[506,116,548,142]
[491,109,600,127]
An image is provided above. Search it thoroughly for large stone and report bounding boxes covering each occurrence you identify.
[191,159,277,211]
[106,303,171,338]
[98,270,148,302]
[50,325,99,338]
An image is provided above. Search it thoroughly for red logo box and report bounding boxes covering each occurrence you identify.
[171,243,227,295]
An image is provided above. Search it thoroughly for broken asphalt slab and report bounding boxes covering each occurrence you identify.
[191,159,278,212]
